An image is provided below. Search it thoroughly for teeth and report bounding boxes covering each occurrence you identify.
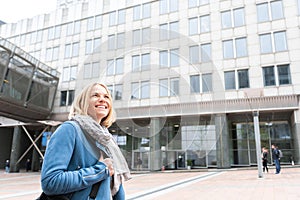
[96,105,106,109]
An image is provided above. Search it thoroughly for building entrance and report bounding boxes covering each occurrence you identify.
[231,121,293,166]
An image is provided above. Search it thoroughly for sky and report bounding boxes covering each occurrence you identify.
[0,0,57,23]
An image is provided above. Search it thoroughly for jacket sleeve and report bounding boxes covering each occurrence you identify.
[41,122,110,195]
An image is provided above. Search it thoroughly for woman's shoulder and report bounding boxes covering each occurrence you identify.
[52,121,79,137]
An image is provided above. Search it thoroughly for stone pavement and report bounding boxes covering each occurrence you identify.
[0,166,299,200]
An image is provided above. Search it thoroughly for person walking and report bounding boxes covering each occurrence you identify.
[136,157,142,171]
[272,144,281,174]
[26,158,31,172]
[261,147,269,173]
[5,159,9,173]
[40,83,131,200]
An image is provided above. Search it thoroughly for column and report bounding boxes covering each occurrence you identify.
[10,126,22,172]
[292,110,300,165]
[149,118,161,171]
[215,114,230,168]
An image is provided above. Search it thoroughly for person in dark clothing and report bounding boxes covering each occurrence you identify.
[261,147,268,173]
[26,159,31,172]
[272,144,281,174]
[5,160,10,173]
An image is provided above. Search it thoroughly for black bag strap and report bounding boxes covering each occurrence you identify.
[89,181,102,199]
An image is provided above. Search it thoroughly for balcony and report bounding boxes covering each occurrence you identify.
[0,37,60,122]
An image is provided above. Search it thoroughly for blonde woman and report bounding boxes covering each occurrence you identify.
[40,83,131,200]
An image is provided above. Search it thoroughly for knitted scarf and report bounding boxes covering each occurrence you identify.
[71,115,131,196]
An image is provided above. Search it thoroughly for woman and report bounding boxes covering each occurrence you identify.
[41,83,131,200]
[262,147,268,173]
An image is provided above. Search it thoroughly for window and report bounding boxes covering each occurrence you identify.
[87,15,102,31]
[83,62,100,79]
[188,0,209,8]
[202,73,212,92]
[170,78,179,96]
[190,73,212,93]
[132,28,151,45]
[108,33,125,50]
[259,31,287,53]
[190,75,200,93]
[51,26,61,39]
[109,9,126,26]
[60,90,75,106]
[159,79,168,97]
[223,40,233,59]
[160,21,179,40]
[221,8,245,29]
[238,69,249,89]
[132,53,150,72]
[160,0,178,14]
[141,81,150,99]
[107,84,123,100]
[74,21,81,34]
[36,30,43,43]
[189,43,211,64]
[64,42,80,58]
[131,81,150,99]
[263,64,291,86]
[189,17,198,35]
[257,1,284,22]
[48,27,55,40]
[66,21,81,35]
[223,37,247,59]
[159,49,179,67]
[188,15,210,35]
[189,45,199,64]
[274,31,287,52]
[85,37,101,54]
[159,78,179,97]
[107,58,124,76]
[62,65,77,82]
[131,82,139,99]
[133,3,151,20]
[235,38,247,57]
[263,66,275,86]
[45,46,59,62]
[224,69,249,90]
[224,71,236,90]
[201,43,211,62]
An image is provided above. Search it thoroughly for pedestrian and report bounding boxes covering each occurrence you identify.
[137,157,142,171]
[40,83,131,200]
[5,159,9,173]
[261,147,268,173]
[271,144,281,174]
[26,158,31,172]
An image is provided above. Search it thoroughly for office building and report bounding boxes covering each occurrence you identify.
[0,0,300,171]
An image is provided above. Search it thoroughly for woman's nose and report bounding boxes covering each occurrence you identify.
[97,95,105,101]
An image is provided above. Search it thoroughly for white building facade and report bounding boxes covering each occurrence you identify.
[1,0,300,170]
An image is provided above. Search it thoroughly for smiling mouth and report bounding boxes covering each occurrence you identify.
[96,105,107,109]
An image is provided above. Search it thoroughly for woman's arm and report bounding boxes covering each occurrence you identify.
[41,122,110,195]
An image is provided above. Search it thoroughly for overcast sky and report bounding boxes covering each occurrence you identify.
[0,0,56,23]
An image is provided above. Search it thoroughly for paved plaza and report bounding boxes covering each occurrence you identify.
[0,166,299,200]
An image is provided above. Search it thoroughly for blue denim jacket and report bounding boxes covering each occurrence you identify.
[41,121,111,200]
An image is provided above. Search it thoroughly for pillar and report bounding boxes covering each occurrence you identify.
[215,114,230,168]
[10,126,22,172]
[292,110,300,164]
[31,132,40,171]
[149,118,162,171]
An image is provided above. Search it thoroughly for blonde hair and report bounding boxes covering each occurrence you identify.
[68,83,116,127]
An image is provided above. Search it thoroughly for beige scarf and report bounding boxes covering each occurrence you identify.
[72,115,131,196]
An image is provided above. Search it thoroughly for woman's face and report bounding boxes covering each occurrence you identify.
[87,84,111,123]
